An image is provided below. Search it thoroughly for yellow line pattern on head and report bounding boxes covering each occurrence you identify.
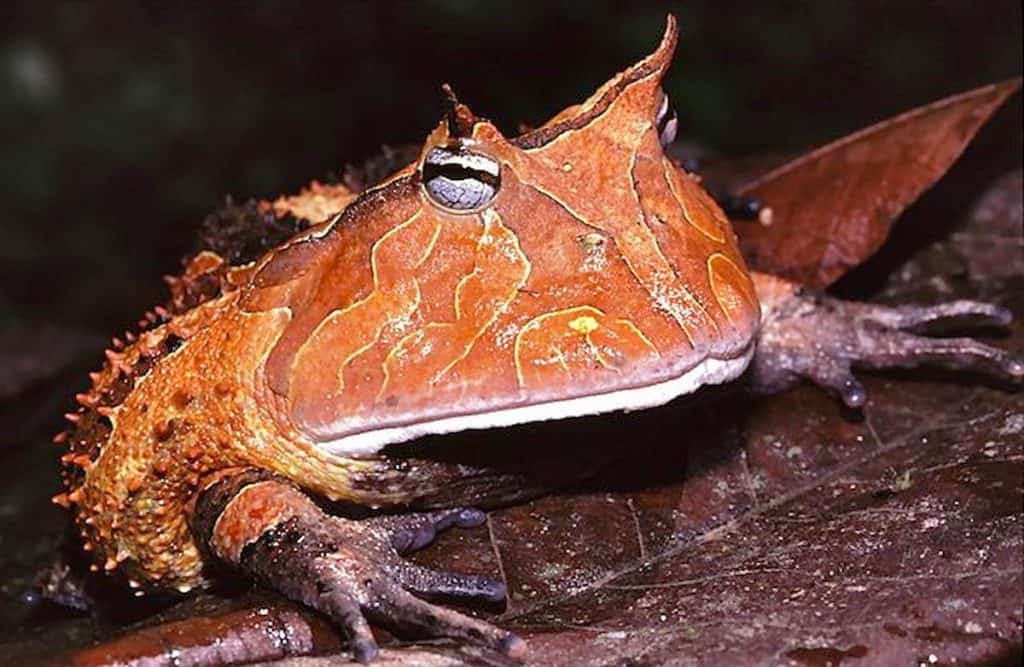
[707,252,758,329]
[662,157,726,243]
[376,208,532,401]
[288,210,441,430]
[513,305,659,390]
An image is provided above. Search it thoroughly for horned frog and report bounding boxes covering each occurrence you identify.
[54,16,1021,662]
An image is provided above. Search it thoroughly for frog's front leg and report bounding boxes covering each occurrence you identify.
[188,468,523,664]
[749,272,1023,406]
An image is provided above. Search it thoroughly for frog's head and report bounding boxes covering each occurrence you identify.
[248,15,760,455]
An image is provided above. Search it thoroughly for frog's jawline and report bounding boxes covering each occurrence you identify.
[317,345,755,457]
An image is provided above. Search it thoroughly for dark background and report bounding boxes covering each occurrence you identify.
[2,0,1021,337]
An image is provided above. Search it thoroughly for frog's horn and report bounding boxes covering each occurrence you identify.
[441,83,478,139]
[513,14,678,148]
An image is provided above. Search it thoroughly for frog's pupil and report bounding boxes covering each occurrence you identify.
[422,147,501,212]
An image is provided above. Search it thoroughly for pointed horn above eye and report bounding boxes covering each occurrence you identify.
[608,13,678,83]
[441,83,478,139]
[513,14,680,149]
[650,14,679,74]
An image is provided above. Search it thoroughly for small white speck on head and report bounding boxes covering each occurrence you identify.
[578,232,609,272]
[494,322,520,349]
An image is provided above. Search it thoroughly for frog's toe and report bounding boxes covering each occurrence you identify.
[362,575,524,658]
[380,507,486,553]
[851,298,1021,381]
[373,508,507,602]
[858,329,1024,381]
[313,554,518,663]
[396,562,507,603]
[805,363,868,408]
[313,586,380,663]
[863,299,1013,332]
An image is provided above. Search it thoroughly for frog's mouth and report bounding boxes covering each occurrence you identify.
[318,344,754,457]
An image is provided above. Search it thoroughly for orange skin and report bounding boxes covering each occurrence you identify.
[56,17,760,593]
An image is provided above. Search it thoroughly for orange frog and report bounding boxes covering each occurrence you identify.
[53,17,1021,663]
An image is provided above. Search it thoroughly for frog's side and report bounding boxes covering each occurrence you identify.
[53,17,1022,663]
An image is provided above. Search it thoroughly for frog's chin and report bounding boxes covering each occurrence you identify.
[317,344,755,458]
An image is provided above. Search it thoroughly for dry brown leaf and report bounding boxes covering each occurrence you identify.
[733,79,1021,288]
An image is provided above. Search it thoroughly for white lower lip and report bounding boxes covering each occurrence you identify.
[318,345,755,457]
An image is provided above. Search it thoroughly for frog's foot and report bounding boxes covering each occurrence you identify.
[190,468,522,664]
[750,273,1023,406]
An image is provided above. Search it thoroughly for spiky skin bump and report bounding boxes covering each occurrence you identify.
[57,294,372,591]
[55,298,263,591]
[54,184,361,591]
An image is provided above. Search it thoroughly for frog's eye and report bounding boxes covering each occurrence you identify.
[655,89,678,148]
[422,146,501,212]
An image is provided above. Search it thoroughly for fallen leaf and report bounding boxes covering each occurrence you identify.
[732,79,1021,288]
